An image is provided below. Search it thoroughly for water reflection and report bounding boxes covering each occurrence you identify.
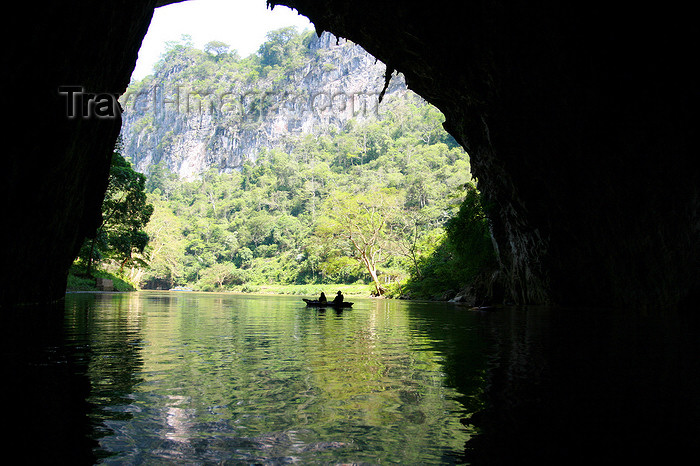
[464,306,700,465]
[5,293,699,465]
[2,300,97,464]
[64,292,477,464]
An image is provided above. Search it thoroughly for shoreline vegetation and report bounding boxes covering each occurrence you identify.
[65,267,473,302]
[65,265,424,299]
[66,268,139,293]
[66,269,384,299]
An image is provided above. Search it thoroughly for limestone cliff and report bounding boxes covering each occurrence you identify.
[120,31,405,179]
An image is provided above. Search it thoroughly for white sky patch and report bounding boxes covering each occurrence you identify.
[131,0,313,81]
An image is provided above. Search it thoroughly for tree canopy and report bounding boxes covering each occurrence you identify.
[76,143,153,280]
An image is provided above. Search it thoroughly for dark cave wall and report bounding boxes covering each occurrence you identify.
[2,0,697,308]
[2,2,158,306]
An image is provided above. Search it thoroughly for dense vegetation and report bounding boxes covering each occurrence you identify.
[73,28,496,300]
[138,90,482,296]
[69,142,153,291]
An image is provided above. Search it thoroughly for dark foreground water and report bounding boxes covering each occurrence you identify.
[3,292,700,465]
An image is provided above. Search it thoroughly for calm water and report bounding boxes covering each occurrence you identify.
[4,292,700,465]
[66,292,486,464]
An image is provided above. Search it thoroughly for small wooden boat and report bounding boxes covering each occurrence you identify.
[303,298,353,308]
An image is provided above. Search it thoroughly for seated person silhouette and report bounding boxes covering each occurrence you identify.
[319,291,327,303]
[332,290,344,304]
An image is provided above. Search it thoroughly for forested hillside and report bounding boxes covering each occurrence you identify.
[114,27,495,299]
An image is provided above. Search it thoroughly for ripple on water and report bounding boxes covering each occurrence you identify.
[63,292,477,464]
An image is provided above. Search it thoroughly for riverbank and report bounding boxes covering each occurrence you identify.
[66,268,137,292]
[66,269,470,303]
[66,273,370,298]
[222,284,370,297]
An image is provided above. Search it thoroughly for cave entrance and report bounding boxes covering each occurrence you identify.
[108,0,474,296]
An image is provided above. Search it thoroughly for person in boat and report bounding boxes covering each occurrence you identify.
[319,291,327,303]
[332,290,344,304]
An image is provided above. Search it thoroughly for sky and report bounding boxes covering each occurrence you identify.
[131,0,314,81]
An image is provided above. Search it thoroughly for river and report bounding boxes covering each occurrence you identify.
[3,292,699,464]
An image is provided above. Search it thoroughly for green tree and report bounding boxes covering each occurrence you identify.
[258,26,299,68]
[396,184,496,299]
[142,195,185,288]
[204,40,231,61]
[80,146,154,275]
[316,189,401,295]
[444,183,496,280]
[197,262,242,290]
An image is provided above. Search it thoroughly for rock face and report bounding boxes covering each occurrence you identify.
[120,32,406,179]
[3,1,157,307]
[3,0,698,309]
